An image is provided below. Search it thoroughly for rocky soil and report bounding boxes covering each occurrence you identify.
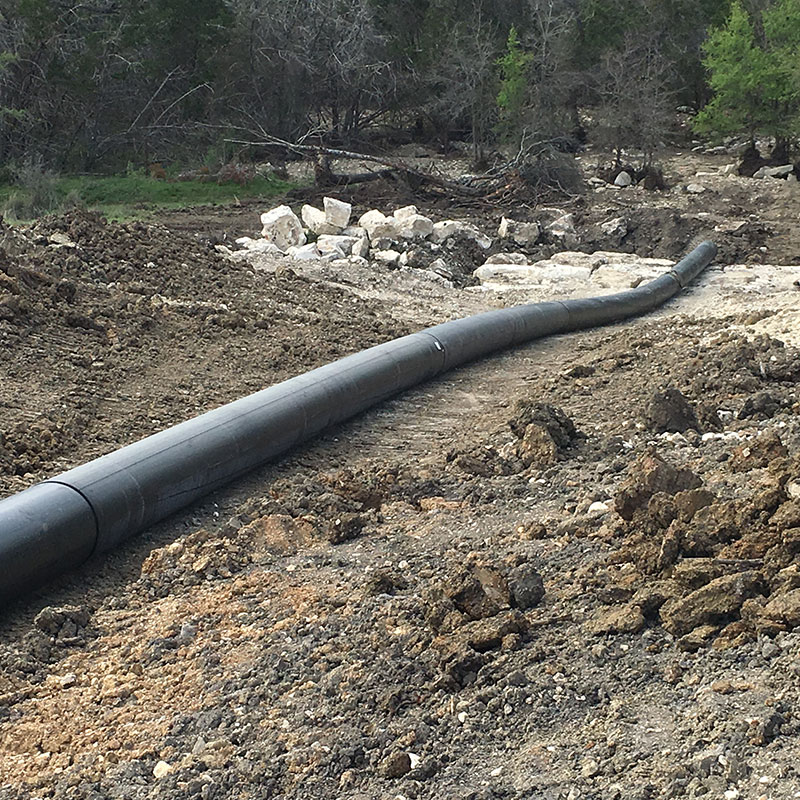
[2,149,800,800]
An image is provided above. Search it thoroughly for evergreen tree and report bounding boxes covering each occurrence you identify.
[495,26,533,144]
[694,0,800,147]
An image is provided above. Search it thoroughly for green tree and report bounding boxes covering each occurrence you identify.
[495,26,533,144]
[694,0,800,147]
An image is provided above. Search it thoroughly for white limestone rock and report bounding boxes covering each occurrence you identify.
[393,205,420,222]
[484,252,529,266]
[260,205,306,251]
[475,250,673,290]
[547,213,579,248]
[397,213,434,240]
[330,255,370,269]
[588,501,610,517]
[324,196,352,228]
[342,226,370,258]
[321,246,347,262]
[686,183,706,194]
[767,164,795,178]
[287,242,321,261]
[316,234,364,257]
[600,217,628,237]
[235,236,284,256]
[431,220,492,248]
[428,258,453,280]
[301,204,340,236]
[498,217,542,245]
[614,171,633,187]
[373,249,402,265]
[358,209,401,240]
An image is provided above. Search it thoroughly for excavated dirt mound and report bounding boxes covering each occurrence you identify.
[0,211,412,494]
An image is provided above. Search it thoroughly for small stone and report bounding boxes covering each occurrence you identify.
[661,571,763,636]
[153,760,172,779]
[431,220,492,248]
[614,171,632,187]
[59,673,77,688]
[586,603,645,635]
[316,234,363,258]
[379,750,412,778]
[546,213,579,248]
[761,640,780,658]
[686,183,706,194]
[766,165,794,178]
[508,565,545,610]
[587,501,609,517]
[393,204,419,221]
[396,213,434,240]
[427,258,452,280]
[645,387,700,433]
[761,588,800,628]
[373,249,402,265]
[581,758,601,778]
[600,217,627,237]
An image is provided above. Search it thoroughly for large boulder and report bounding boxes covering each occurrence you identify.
[301,204,340,236]
[546,213,579,249]
[317,234,367,258]
[342,226,370,258]
[483,252,529,266]
[286,242,321,261]
[260,205,306,251]
[431,220,492,249]
[498,217,542,245]
[393,205,434,239]
[324,196,352,228]
[358,209,401,240]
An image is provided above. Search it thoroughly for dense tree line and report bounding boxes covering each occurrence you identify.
[0,0,796,173]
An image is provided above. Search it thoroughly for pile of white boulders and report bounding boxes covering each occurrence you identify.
[233,197,492,274]
[229,197,601,289]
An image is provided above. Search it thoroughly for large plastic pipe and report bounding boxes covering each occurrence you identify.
[0,241,717,603]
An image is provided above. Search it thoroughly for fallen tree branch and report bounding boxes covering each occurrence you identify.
[225,134,489,197]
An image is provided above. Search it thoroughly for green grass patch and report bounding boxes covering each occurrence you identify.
[0,172,297,222]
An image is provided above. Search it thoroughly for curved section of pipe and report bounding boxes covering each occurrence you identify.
[0,241,717,603]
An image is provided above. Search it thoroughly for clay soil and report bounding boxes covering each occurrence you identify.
[2,150,800,800]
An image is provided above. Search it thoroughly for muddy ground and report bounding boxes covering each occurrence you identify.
[2,149,800,799]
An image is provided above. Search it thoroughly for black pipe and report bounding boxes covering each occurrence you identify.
[0,241,717,603]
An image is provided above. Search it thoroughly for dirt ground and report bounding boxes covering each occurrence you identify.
[2,148,800,800]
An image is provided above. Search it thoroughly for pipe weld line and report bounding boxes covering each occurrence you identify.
[419,331,447,362]
[41,479,102,557]
[668,269,687,289]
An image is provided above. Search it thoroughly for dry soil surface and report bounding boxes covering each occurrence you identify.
[2,151,800,800]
